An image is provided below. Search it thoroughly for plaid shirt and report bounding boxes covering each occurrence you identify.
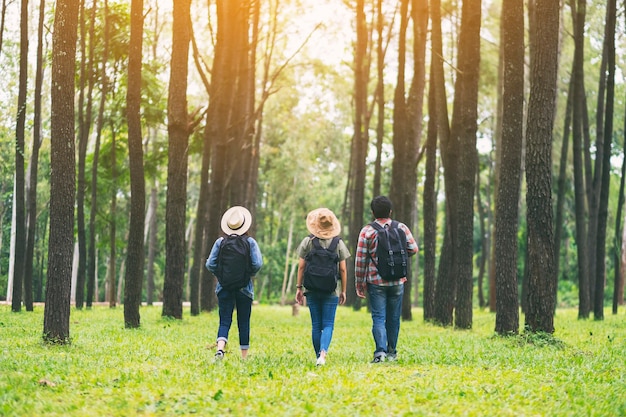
[355,218,418,286]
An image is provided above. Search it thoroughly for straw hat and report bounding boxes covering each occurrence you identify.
[306,208,341,239]
[221,206,252,235]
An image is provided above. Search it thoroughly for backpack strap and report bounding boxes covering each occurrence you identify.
[328,236,340,252]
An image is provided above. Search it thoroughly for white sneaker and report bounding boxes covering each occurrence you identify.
[316,356,326,366]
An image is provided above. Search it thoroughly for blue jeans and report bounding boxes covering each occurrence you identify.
[368,283,404,356]
[306,292,339,357]
[217,288,253,350]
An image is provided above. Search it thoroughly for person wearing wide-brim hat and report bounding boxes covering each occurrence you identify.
[206,206,263,361]
[295,208,350,366]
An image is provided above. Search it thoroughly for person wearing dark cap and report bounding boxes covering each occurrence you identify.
[206,206,263,360]
[355,196,418,363]
[295,208,350,366]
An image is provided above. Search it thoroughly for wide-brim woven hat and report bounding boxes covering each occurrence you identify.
[306,208,341,239]
[221,206,252,236]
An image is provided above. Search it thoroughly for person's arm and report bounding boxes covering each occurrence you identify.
[295,258,306,305]
[355,229,368,299]
[205,238,223,274]
[248,237,264,273]
[338,259,347,304]
[401,223,419,256]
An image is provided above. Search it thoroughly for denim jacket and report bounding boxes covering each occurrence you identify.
[205,235,263,300]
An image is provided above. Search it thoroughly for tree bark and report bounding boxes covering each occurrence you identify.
[346,0,369,309]
[43,0,80,343]
[124,0,145,328]
[432,0,455,326]
[163,0,192,319]
[592,0,616,320]
[571,0,591,319]
[12,0,28,313]
[524,0,559,334]
[24,0,47,313]
[87,0,109,308]
[451,0,481,330]
[495,0,524,335]
[422,65,437,321]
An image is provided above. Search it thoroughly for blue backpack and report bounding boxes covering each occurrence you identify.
[371,221,408,280]
[303,236,340,293]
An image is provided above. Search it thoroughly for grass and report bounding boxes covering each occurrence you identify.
[1,304,625,417]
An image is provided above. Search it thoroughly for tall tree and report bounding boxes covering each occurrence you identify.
[450,0,481,329]
[524,0,559,334]
[75,0,97,309]
[345,0,369,308]
[43,0,80,343]
[162,0,192,319]
[592,0,616,320]
[202,0,246,312]
[570,0,590,319]
[494,0,524,335]
[87,0,110,307]
[431,0,454,326]
[422,65,437,321]
[11,0,28,313]
[24,0,47,312]
[613,112,626,314]
[123,0,145,328]
[389,0,427,320]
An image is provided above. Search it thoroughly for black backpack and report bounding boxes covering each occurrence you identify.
[371,221,408,280]
[303,236,340,293]
[216,234,252,291]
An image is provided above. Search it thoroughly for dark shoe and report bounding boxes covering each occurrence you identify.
[215,349,225,360]
[371,353,386,363]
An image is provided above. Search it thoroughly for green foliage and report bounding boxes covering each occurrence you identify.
[1,305,625,416]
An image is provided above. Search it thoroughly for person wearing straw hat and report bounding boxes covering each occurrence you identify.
[295,208,350,366]
[206,206,263,360]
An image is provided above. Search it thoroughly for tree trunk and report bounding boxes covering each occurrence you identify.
[593,0,616,321]
[431,0,454,326]
[162,0,192,319]
[451,0,481,330]
[373,0,385,198]
[43,0,80,343]
[346,0,369,309]
[524,0,559,334]
[12,0,28,313]
[571,0,591,319]
[422,66,437,321]
[107,130,117,308]
[554,77,574,301]
[24,0,47,313]
[390,0,427,321]
[146,185,158,306]
[87,0,109,308]
[494,0,524,335]
[124,0,145,328]
[613,109,626,313]
[75,0,97,310]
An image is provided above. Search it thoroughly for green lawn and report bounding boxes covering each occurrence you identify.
[1,303,625,416]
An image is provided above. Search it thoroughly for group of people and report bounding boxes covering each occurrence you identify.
[205,196,418,365]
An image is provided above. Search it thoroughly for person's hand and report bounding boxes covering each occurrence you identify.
[295,288,304,305]
[339,292,346,305]
[356,282,367,299]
